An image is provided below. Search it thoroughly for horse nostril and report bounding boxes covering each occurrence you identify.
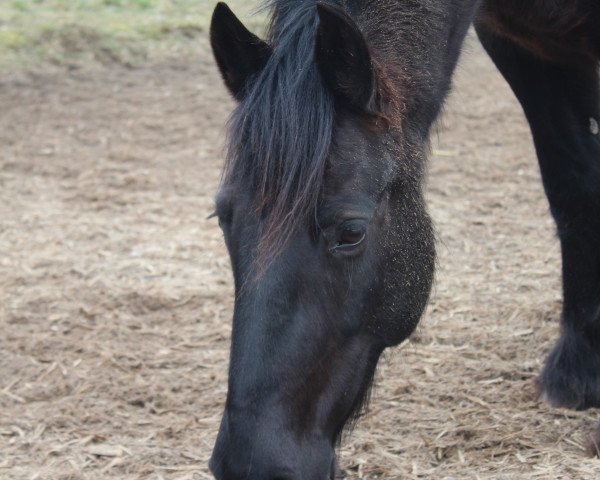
[269,472,300,480]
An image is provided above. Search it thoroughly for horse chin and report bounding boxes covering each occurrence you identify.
[329,454,339,479]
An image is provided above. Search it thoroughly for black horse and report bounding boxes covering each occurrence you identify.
[208,1,600,478]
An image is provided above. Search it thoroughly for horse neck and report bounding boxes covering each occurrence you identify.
[357,0,481,130]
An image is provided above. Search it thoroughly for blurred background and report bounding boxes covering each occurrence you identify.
[1,1,599,479]
[0,0,263,69]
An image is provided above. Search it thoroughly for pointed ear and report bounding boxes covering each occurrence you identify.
[210,2,272,100]
[315,2,374,110]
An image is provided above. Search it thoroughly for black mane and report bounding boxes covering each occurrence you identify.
[224,0,336,259]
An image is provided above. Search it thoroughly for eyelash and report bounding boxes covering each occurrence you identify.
[329,220,368,254]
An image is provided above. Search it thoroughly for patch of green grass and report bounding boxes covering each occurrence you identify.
[10,0,29,12]
[0,31,27,50]
[0,0,266,68]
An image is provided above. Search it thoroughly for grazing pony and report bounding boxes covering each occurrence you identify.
[208,0,600,478]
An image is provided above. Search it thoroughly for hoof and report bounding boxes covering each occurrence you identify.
[586,424,600,458]
[538,330,600,410]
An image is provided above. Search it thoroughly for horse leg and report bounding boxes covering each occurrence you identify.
[475,20,600,411]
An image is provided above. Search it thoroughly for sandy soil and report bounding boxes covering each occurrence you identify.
[1,36,599,479]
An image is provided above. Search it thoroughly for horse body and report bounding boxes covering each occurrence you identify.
[479,0,600,61]
[477,0,600,412]
[208,1,600,478]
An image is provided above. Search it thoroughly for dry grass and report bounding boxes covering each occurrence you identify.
[1,35,599,479]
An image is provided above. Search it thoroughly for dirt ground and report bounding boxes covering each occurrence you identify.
[1,34,599,480]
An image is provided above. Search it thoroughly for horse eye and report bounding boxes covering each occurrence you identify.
[338,223,366,247]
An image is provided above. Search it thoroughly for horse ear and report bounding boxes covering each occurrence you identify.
[210,2,272,100]
[315,2,374,110]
